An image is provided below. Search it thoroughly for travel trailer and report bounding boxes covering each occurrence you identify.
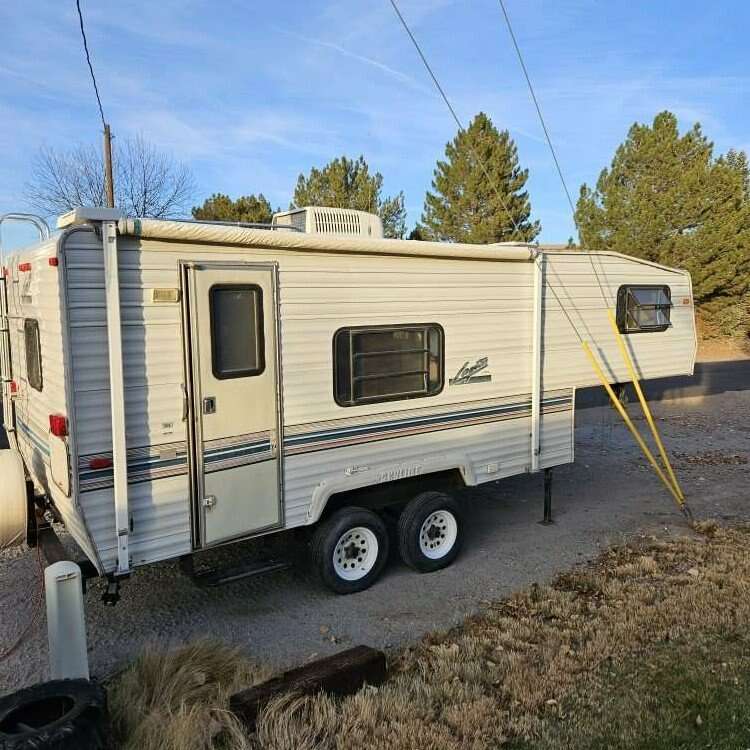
[0,207,696,597]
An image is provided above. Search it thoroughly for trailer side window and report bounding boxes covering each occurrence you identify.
[616,285,672,333]
[334,324,443,407]
[24,319,43,391]
[209,285,265,379]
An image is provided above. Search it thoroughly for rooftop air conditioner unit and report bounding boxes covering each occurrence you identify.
[271,206,384,239]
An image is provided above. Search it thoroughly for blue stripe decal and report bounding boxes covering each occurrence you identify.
[285,395,570,448]
[16,420,50,456]
[204,441,271,463]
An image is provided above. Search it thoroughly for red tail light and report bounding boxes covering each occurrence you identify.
[48,257,59,267]
[9,380,17,394]
[49,414,68,437]
[88,456,113,470]
[18,262,31,272]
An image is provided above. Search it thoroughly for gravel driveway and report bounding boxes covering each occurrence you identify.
[1,387,749,694]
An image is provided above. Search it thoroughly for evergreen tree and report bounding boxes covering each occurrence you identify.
[293,155,407,238]
[421,112,540,243]
[192,193,273,224]
[576,112,750,337]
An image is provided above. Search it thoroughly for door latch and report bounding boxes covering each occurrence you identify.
[202,495,216,509]
[202,396,216,414]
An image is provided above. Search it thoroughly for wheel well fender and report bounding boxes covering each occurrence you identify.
[306,455,474,525]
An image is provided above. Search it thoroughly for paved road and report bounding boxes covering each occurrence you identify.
[575,358,750,408]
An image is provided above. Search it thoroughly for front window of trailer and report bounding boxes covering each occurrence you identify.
[616,285,672,333]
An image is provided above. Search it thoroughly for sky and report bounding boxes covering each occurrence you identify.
[1,0,748,248]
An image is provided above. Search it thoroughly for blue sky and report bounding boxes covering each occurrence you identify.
[1,0,748,248]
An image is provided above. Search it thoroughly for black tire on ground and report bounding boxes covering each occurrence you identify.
[397,491,462,573]
[0,678,107,750]
[311,507,390,595]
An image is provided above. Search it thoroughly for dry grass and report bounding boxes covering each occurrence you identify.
[255,523,750,749]
[110,524,750,749]
[108,640,271,750]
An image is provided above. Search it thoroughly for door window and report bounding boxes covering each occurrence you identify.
[209,284,265,379]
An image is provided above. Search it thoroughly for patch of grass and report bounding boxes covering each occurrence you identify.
[509,635,750,749]
[108,639,270,750]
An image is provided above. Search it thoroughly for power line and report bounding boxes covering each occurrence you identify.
[496,0,576,217]
[495,0,612,305]
[75,0,106,128]
[388,0,527,242]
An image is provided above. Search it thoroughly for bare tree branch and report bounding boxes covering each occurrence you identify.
[24,134,196,219]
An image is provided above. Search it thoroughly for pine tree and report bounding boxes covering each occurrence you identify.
[293,155,407,238]
[421,113,540,243]
[192,193,274,224]
[576,112,750,337]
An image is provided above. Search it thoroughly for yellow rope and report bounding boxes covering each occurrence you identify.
[581,341,685,508]
[606,310,685,501]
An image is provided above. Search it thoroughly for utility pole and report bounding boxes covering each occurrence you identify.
[103,124,115,208]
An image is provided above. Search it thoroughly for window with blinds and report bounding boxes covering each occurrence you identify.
[334,324,444,407]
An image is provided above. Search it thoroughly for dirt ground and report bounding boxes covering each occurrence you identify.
[697,336,750,361]
[1,388,749,695]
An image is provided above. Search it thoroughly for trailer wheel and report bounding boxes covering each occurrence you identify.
[0,679,107,749]
[311,507,389,595]
[397,492,462,573]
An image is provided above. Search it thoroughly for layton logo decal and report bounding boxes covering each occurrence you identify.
[449,357,492,385]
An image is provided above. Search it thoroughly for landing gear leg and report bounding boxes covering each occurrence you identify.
[540,468,553,525]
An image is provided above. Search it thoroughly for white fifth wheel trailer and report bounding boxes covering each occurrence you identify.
[0,207,696,597]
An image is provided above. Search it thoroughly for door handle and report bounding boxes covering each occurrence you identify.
[202,396,216,414]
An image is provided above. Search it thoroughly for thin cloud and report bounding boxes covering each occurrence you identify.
[275,27,435,98]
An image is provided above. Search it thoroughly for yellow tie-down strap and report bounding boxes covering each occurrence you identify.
[581,311,693,522]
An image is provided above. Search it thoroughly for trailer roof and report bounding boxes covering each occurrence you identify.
[117,217,538,263]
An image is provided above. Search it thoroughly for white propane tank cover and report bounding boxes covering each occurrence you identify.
[45,561,89,680]
[0,449,27,549]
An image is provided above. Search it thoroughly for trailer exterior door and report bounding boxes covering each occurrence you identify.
[187,263,282,547]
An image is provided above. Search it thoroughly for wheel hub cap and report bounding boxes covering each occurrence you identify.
[333,527,379,581]
[419,510,458,560]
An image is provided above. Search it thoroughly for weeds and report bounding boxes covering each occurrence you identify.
[108,639,270,750]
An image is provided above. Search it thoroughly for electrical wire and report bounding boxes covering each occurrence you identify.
[75,0,107,129]
[496,0,574,217]
[389,0,593,341]
[389,0,527,242]
[495,0,613,307]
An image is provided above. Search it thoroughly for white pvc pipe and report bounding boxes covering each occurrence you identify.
[45,561,89,680]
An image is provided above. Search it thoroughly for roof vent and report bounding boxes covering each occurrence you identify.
[271,207,383,239]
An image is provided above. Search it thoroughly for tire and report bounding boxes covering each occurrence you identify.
[311,507,389,595]
[0,679,107,749]
[397,491,462,573]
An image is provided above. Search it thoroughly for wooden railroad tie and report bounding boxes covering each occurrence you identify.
[230,645,387,730]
